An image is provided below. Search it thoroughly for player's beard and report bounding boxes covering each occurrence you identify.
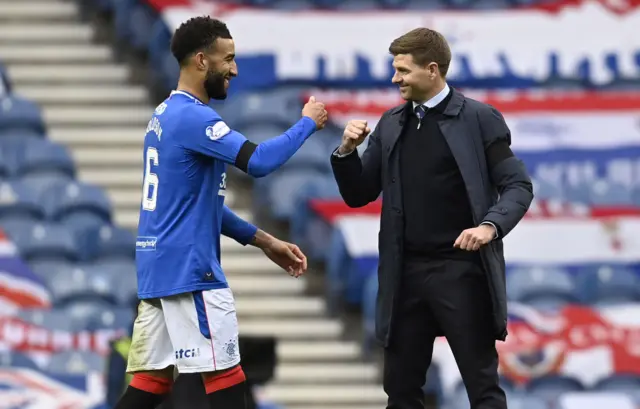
[204,69,227,100]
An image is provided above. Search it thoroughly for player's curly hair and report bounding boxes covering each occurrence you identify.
[170,16,232,67]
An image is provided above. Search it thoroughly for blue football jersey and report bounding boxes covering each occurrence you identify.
[135,90,248,299]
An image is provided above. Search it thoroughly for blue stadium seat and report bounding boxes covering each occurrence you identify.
[0,62,11,95]
[238,123,289,146]
[589,180,633,206]
[281,137,330,172]
[507,266,579,307]
[28,259,75,281]
[48,351,105,375]
[219,88,304,130]
[0,148,10,178]
[525,375,585,400]
[148,19,172,68]
[20,172,74,199]
[563,183,591,204]
[127,3,158,52]
[16,308,81,331]
[158,51,179,93]
[45,262,119,305]
[79,224,135,262]
[266,170,330,220]
[83,306,135,331]
[0,181,46,223]
[509,395,551,409]
[362,271,378,355]
[0,95,46,137]
[3,221,80,262]
[290,175,341,260]
[532,178,564,201]
[62,298,125,324]
[44,181,112,234]
[575,265,640,305]
[593,374,640,402]
[325,227,352,314]
[14,139,75,180]
[0,351,39,370]
[89,259,137,306]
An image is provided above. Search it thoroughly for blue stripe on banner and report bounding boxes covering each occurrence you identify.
[193,291,211,340]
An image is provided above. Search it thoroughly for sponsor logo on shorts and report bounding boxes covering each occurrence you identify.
[175,348,201,360]
[136,236,157,251]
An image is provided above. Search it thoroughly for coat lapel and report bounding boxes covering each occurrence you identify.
[438,89,486,222]
[385,102,411,160]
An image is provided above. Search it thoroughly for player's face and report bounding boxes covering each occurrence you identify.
[391,54,439,102]
[203,38,238,100]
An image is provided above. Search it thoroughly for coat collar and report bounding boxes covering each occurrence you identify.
[391,87,465,126]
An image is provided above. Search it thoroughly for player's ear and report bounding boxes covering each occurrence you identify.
[194,52,207,72]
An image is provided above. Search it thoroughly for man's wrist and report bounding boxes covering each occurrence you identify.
[480,222,498,239]
[335,145,354,156]
[250,229,275,249]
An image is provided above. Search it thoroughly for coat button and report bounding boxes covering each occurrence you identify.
[395,209,401,214]
[392,178,396,183]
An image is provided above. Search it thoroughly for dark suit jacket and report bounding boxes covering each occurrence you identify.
[330,88,534,346]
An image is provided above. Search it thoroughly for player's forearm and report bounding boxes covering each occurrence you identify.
[245,117,317,177]
[250,229,276,249]
[221,205,258,246]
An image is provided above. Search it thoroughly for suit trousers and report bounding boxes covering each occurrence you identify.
[383,257,507,409]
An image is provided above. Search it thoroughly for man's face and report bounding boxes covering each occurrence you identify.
[201,38,238,100]
[391,54,438,102]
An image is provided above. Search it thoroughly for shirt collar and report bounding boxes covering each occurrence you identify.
[412,83,450,110]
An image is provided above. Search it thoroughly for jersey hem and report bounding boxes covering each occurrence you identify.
[138,281,230,299]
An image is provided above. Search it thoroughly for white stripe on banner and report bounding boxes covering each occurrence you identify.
[338,216,640,263]
[163,2,640,85]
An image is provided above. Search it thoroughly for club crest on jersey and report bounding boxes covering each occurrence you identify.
[206,121,231,141]
[154,102,167,115]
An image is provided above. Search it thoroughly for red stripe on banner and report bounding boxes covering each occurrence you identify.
[302,90,640,115]
[308,199,382,223]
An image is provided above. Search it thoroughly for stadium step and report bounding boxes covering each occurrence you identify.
[44,106,149,126]
[276,341,361,362]
[227,275,306,295]
[0,23,93,43]
[0,1,78,22]
[7,65,130,85]
[0,45,112,63]
[275,363,379,383]
[72,147,143,166]
[19,85,148,105]
[262,385,388,405]
[239,319,343,339]
[235,296,325,317]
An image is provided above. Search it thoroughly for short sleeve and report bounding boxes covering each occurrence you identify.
[181,109,248,165]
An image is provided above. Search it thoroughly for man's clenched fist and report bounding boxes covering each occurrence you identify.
[302,96,328,130]
[338,120,371,155]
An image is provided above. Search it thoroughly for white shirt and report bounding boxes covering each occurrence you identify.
[412,83,451,112]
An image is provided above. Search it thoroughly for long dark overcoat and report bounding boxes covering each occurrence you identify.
[330,88,534,346]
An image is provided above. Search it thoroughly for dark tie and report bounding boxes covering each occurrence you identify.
[414,105,426,129]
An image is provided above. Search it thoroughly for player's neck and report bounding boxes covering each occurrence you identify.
[176,79,209,104]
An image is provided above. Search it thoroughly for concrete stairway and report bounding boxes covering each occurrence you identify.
[0,0,386,408]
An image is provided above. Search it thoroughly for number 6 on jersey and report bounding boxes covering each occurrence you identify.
[142,147,159,211]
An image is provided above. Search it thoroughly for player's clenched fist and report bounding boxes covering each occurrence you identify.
[338,119,371,155]
[302,96,328,130]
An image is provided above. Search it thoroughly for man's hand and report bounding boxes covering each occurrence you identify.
[251,229,307,277]
[338,119,371,155]
[302,96,328,130]
[453,224,496,251]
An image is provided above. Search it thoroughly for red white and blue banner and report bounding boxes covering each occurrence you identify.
[0,368,105,409]
[148,0,640,90]
[434,302,640,403]
[0,229,50,314]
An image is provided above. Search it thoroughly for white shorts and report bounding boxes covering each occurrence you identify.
[126,288,240,374]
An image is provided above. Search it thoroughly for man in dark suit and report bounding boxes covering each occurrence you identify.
[330,28,534,409]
